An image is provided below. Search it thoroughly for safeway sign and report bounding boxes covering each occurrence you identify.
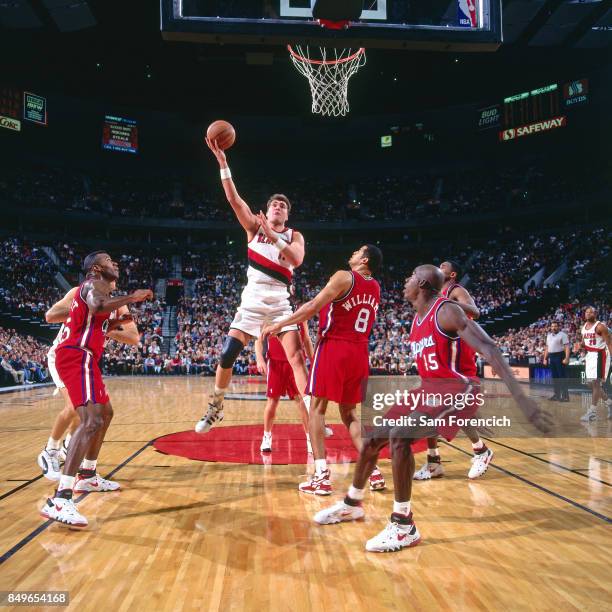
[499,116,566,142]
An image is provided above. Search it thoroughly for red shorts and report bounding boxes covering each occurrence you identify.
[384,380,481,441]
[307,338,369,404]
[266,358,299,399]
[55,347,109,408]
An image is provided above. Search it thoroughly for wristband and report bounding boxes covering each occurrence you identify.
[220,167,232,180]
[274,238,287,252]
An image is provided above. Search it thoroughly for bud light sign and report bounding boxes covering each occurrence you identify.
[457,0,478,27]
[477,105,500,131]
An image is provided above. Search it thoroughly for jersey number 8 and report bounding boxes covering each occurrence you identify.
[354,308,370,333]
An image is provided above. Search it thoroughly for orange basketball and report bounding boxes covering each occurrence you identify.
[206,120,236,150]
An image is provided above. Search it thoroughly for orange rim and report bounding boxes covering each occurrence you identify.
[287,45,365,66]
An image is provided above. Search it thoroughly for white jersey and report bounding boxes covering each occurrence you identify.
[582,321,607,351]
[246,226,294,288]
[230,225,298,338]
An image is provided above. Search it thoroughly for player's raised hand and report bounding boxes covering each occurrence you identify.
[129,289,154,304]
[258,211,276,241]
[205,137,227,165]
[517,395,554,433]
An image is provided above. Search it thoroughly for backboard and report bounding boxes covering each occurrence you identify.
[161,1,502,51]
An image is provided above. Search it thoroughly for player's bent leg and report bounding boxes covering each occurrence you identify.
[75,402,119,493]
[196,330,250,434]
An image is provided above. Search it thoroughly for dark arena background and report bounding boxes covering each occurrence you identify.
[0,1,610,610]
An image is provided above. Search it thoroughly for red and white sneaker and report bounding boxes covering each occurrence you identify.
[413,460,444,480]
[365,516,421,552]
[369,467,386,491]
[74,473,120,492]
[299,469,332,495]
[314,500,365,524]
[40,497,88,528]
[468,448,494,479]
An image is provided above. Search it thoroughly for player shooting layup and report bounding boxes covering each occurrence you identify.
[195,137,311,433]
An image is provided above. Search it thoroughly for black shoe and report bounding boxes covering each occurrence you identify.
[548,395,560,401]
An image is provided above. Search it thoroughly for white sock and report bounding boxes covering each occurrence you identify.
[46,437,61,451]
[64,433,72,446]
[314,458,327,474]
[591,404,598,410]
[347,485,365,501]
[213,386,226,401]
[57,475,75,493]
[428,448,440,458]
[302,395,311,413]
[263,430,272,437]
[81,459,97,471]
[393,500,411,517]
[472,440,485,452]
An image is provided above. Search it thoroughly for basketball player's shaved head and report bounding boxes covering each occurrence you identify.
[415,264,444,292]
[403,264,444,303]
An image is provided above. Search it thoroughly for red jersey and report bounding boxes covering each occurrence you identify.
[318,271,380,343]
[56,283,112,361]
[409,297,477,381]
[266,322,306,361]
[441,282,477,376]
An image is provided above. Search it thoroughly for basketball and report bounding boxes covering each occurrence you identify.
[206,120,236,150]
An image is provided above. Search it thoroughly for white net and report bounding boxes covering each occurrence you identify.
[288,45,366,117]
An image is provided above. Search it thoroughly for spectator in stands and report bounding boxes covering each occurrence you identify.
[1,350,25,384]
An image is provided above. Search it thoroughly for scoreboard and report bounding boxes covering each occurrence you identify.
[503,84,561,129]
[102,115,138,154]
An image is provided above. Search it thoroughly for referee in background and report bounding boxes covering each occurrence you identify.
[543,321,570,402]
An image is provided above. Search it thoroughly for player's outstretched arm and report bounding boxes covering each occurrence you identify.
[206,137,259,236]
[106,305,141,345]
[437,302,553,433]
[45,287,78,323]
[261,271,353,339]
[449,285,480,320]
[85,281,153,315]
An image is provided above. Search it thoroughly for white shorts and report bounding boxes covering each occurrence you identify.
[47,347,65,389]
[585,350,610,381]
[230,282,298,339]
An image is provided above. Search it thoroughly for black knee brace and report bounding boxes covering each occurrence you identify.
[219,336,244,369]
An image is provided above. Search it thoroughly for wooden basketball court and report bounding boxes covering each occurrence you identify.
[0,376,610,611]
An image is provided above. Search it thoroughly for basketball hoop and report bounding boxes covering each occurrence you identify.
[288,44,366,117]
